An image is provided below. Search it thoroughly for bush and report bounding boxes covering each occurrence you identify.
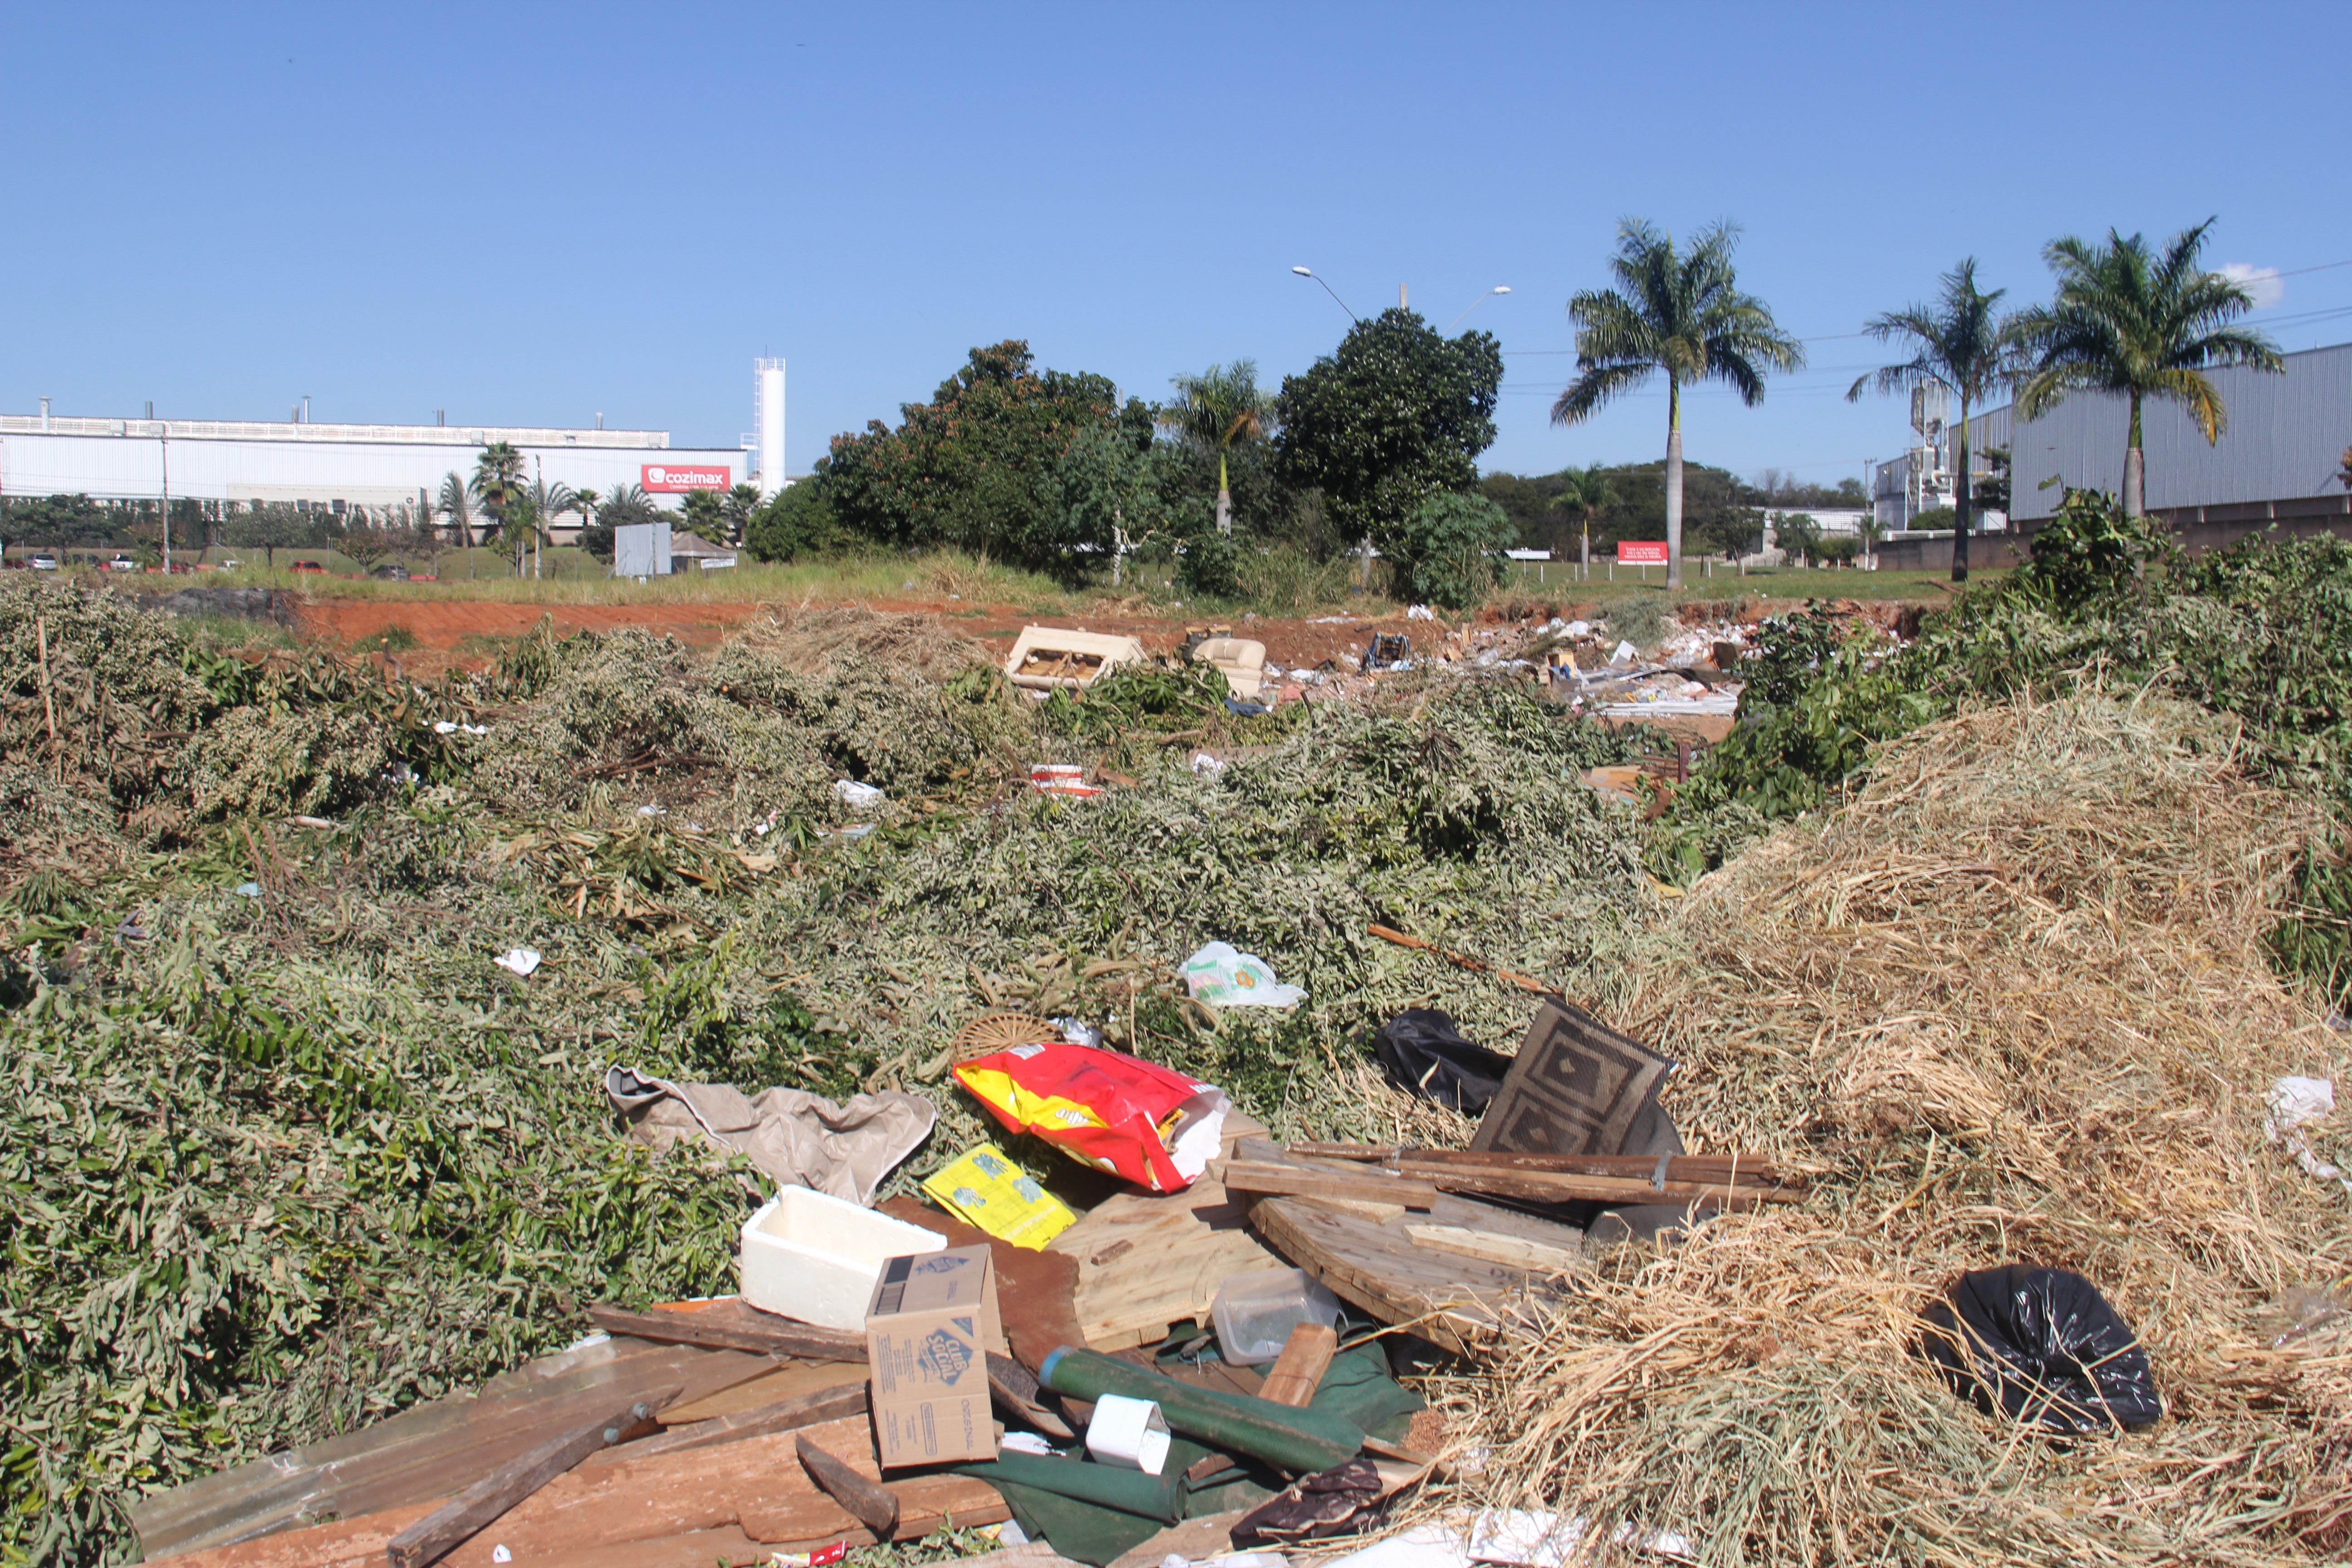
[744,482,843,564]
[1384,490,1511,609]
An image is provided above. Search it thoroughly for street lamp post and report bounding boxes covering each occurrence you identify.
[1290,266,1359,323]
[1447,286,1512,329]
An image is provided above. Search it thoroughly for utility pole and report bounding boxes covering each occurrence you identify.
[159,426,171,573]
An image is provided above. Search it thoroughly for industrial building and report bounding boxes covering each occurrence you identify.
[0,359,790,541]
[1873,341,2351,566]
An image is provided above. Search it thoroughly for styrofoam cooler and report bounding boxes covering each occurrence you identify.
[738,1185,947,1331]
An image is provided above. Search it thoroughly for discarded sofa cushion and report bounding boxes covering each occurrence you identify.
[1372,1009,1512,1114]
[604,1065,936,1205]
[1918,1264,2162,1435]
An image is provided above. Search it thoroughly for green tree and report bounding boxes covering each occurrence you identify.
[522,475,576,578]
[338,523,393,573]
[436,473,474,549]
[1393,491,1514,609]
[1847,258,2020,582]
[1160,361,1273,536]
[681,489,729,544]
[744,482,841,564]
[1772,511,1823,567]
[1273,308,1503,568]
[1551,219,1803,589]
[719,482,763,545]
[220,505,323,568]
[470,441,526,569]
[819,341,1134,572]
[2012,220,2283,518]
[1548,465,1617,568]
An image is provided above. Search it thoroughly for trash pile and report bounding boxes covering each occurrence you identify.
[11,576,2352,1568]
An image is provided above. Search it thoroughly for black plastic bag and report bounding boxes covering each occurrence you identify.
[1918,1264,2162,1435]
[1372,1009,1511,1113]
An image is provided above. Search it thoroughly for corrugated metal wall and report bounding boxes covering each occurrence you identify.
[1996,341,2351,521]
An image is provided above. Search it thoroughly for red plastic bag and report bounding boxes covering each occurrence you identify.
[953,1043,1230,1193]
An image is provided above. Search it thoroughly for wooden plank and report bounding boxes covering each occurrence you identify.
[588,1302,867,1362]
[1250,1198,1541,1358]
[1255,1324,1338,1408]
[796,1435,901,1535]
[1045,1159,1284,1348]
[384,1392,673,1568]
[135,1339,770,1561]
[1405,1223,1581,1275]
[652,1357,856,1425]
[593,1382,867,1463]
[1222,1161,1441,1206]
[1228,1156,1788,1209]
[1289,1142,1798,1187]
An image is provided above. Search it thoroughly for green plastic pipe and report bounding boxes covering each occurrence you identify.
[958,1451,1185,1523]
[1038,1346,1361,1474]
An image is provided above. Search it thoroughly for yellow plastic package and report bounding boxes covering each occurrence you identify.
[921,1142,1078,1250]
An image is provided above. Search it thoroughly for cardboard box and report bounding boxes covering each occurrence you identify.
[865,1244,1004,1469]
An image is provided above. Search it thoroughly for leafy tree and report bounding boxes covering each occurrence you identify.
[1847,258,2020,583]
[1160,361,1273,535]
[681,489,728,544]
[2013,220,2283,518]
[1772,512,1823,567]
[1,495,126,549]
[338,525,393,573]
[720,482,763,545]
[1392,491,1514,609]
[220,505,325,568]
[436,473,474,548]
[1548,465,1617,564]
[744,481,843,564]
[1551,219,1803,589]
[470,441,526,567]
[1273,308,1502,563]
[819,340,1136,572]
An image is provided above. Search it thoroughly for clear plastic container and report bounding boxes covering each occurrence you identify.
[1211,1267,1343,1364]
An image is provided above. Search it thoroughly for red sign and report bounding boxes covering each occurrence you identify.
[641,462,731,493]
[1616,540,1669,565]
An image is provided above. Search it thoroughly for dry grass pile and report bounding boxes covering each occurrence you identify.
[723,603,990,684]
[1441,691,2352,1565]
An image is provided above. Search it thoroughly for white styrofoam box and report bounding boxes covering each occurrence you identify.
[738,1185,947,1331]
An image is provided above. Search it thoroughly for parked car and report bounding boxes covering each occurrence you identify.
[289,560,326,574]
[29,554,59,571]
[371,563,411,580]
[104,554,138,571]
[215,558,244,570]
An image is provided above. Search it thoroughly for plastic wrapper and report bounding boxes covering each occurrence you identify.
[1182,941,1308,1008]
[1918,1264,2161,1434]
[1372,1008,1511,1113]
[954,1043,1229,1193]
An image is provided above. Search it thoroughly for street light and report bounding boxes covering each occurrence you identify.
[1447,285,1511,329]
[1290,265,1359,323]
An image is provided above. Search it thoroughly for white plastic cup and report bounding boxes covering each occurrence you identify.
[1085,1393,1171,1475]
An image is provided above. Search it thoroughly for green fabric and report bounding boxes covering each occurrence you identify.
[1311,1341,1426,1441]
[960,1449,1188,1523]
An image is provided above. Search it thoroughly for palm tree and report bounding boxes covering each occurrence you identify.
[720,481,762,545]
[2012,220,2283,519]
[1552,220,1802,589]
[1846,258,2019,583]
[436,472,474,548]
[1547,465,1617,578]
[470,441,527,571]
[524,475,578,579]
[1161,361,1272,535]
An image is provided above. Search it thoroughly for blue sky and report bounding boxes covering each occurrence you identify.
[5,2,2348,484]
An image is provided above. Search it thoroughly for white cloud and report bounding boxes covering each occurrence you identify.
[2222,262,2285,309]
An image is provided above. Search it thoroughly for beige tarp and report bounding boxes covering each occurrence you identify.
[604,1065,936,1205]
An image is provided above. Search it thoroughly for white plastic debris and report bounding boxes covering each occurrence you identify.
[490,1547,511,1565]
[833,779,886,809]
[233,882,262,898]
[1566,620,1590,637]
[1190,751,1226,779]
[1406,603,1436,620]
[433,720,458,734]
[2267,1076,2352,1198]
[494,947,542,978]
[1054,1017,1105,1047]
[635,803,666,818]
[1610,640,1638,665]
[999,1431,1058,1456]
[1183,941,1308,1008]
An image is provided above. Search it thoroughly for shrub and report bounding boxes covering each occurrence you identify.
[1385,491,1511,609]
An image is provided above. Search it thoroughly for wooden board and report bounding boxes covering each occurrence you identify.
[1046,1115,1281,1350]
[654,1357,858,1425]
[158,1417,1005,1568]
[134,1337,774,1561]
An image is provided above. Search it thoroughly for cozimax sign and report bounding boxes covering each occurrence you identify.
[642,463,731,493]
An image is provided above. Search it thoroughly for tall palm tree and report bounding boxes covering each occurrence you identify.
[522,475,577,579]
[1552,219,1802,589]
[1846,258,2019,583]
[1161,361,1272,535]
[1548,464,1617,576]
[470,440,526,549]
[436,472,474,548]
[2012,219,2283,518]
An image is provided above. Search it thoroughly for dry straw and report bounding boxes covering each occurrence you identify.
[1425,690,2352,1565]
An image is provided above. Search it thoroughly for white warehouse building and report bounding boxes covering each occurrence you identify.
[0,361,788,537]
